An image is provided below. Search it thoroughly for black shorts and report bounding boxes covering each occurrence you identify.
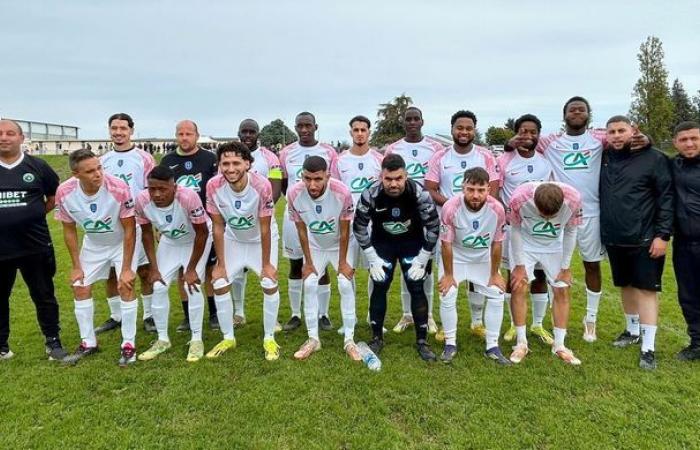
[206,245,217,267]
[606,245,664,292]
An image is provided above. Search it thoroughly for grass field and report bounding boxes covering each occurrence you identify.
[1,155,699,449]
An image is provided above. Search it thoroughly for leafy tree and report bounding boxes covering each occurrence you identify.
[259,119,297,149]
[671,79,696,126]
[485,126,515,146]
[370,94,413,147]
[504,118,516,132]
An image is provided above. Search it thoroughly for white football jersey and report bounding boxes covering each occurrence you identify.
[385,137,444,183]
[497,151,554,207]
[425,145,500,200]
[250,147,283,181]
[136,186,209,245]
[332,149,383,204]
[279,142,338,185]
[100,147,156,199]
[440,195,505,264]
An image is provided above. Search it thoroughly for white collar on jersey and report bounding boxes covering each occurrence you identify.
[0,152,25,170]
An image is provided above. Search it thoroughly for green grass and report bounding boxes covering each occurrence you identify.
[1,155,699,449]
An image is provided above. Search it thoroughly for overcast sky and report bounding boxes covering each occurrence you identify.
[2,1,698,142]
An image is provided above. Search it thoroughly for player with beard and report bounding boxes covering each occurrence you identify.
[385,107,443,335]
[279,113,338,333]
[498,114,554,345]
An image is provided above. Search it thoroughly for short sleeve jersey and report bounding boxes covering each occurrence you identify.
[101,147,156,199]
[160,148,218,205]
[440,195,506,264]
[279,142,338,185]
[385,137,444,183]
[135,186,209,245]
[287,178,354,251]
[332,149,383,204]
[497,151,554,208]
[206,172,277,243]
[54,174,135,247]
[425,145,500,199]
[250,147,283,180]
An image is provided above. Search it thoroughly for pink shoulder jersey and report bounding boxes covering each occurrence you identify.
[440,195,505,264]
[425,145,499,199]
[251,146,283,180]
[279,142,338,185]
[385,136,444,182]
[332,149,383,204]
[136,186,209,244]
[100,147,156,199]
[497,150,553,207]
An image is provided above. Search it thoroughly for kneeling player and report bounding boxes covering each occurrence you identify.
[287,156,359,360]
[207,142,281,360]
[438,168,510,364]
[55,149,139,366]
[508,181,582,365]
[135,166,212,362]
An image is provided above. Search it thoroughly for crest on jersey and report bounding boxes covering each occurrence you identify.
[358,162,364,170]
[117,159,124,167]
[461,161,467,169]
[472,220,479,230]
[23,173,35,183]
[234,200,241,209]
[185,161,193,170]
[573,143,580,151]
[391,207,401,218]
[316,205,322,214]
[527,165,533,173]
[412,149,418,157]
[304,154,310,160]
[90,203,97,213]
[166,214,173,223]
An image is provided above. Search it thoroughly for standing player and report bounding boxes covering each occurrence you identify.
[354,154,440,361]
[135,166,211,362]
[233,118,283,328]
[287,156,358,360]
[55,149,139,366]
[207,142,281,361]
[0,119,67,361]
[98,113,156,334]
[279,112,338,332]
[424,110,499,340]
[385,107,444,335]
[508,181,582,365]
[438,168,510,364]
[498,114,554,345]
[160,120,219,332]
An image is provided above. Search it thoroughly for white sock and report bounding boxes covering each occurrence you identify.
[303,274,320,340]
[585,289,602,323]
[516,325,528,346]
[468,291,486,327]
[288,278,303,317]
[74,298,96,347]
[505,292,513,327]
[107,295,121,322]
[484,296,504,350]
[641,324,657,352]
[553,327,567,349]
[214,293,234,340]
[120,300,138,348]
[625,314,640,335]
[400,276,411,316]
[263,291,280,339]
[531,293,548,327]
[188,289,205,341]
[232,274,247,318]
[141,293,153,320]
[439,286,458,346]
[318,283,331,317]
[338,275,356,341]
[424,274,434,318]
[151,285,170,342]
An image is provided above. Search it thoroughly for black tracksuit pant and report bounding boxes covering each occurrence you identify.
[673,239,700,346]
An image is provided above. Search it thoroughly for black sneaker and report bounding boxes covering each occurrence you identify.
[176,318,190,333]
[612,330,640,348]
[283,315,302,331]
[368,336,384,356]
[639,350,657,370]
[318,315,333,331]
[209,315,220,331]
[45,337,68,361]
[416,340,437,362]
[95,318,121,334]
[676,345,700,361]
[441,344,457,364]
[63,342,99,365]
[143,317,157,333]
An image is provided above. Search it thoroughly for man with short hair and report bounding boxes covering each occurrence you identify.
[207,142,281,361]
[160,120,219,332]
[438,167,510,364]
[135,166,211,362]
[425,110,499,341]
[385,107,444,335]
[0,119,67,361]
[670,121,700,361]
[98,113,156,334]
[354,153,440,361]
[600,115,673,370]
[279,112,338,332]
[508,181,583,365]
[56,149,139,366]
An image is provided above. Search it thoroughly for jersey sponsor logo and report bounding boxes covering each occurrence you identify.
[124,198,135,209]
[185,161,193,170]
[82,216,114,233]
[406,163,428,179]
[228,214,255,230]
[391,207,401,218]
[176,174,203,192]
[383,219,411,235]
[22,173,35,183]
[350,177,373,192]
[451,174,464,192]
[164,224,188,239]
[532,221,561,238]
[295,167,303,180]
[191,206,205,218]
[461,233,490,249]
[117,173,133,185]
[309,218,336,234]
[562,150,591,170]
[0,190,28,207]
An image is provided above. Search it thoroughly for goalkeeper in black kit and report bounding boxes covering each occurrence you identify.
[353,154,440,361]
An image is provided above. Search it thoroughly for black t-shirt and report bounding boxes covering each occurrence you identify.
[0,154,59,259]
[160,148,218,205]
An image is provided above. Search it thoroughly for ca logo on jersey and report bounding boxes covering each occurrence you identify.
[165,224,188,239]
[461,233,490,249]
[309,218,336,234]
[383,220,411,235]
[406,163,427,179]
[350,177,373,193]
[295,167,303,181]
[562,150,591,170]
[228,214,255,230]
[451,174,464,192]
[532,221,560,238]
[176,174,203,192]
[118,173,133,185]
[83,216,113,233]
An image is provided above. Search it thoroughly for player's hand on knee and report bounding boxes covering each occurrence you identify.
[438,274,457,295]
[302,262,317,280]
[211,264,227,283]
[510,265,528,291]
[183,268,201,294]
[407,249,431,281]
[261,263,277,282]
[554,268,572,286]
[148,267,165,286]
[337,261,354,280]
[70,267,85,287]
[488,272,506,292]
[118,268,136,291]
[363,247,389,282]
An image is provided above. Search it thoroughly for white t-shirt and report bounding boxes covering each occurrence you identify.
[250,147,283,181]
[101,147,156,199]
[279,142,338,185]
[425,145,500,200]
[332,149,383,204]
[135,186,209,245]
[385,137,444,183]
[497,151,554,208]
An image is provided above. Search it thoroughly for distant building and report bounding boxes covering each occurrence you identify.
[3,117,79,141]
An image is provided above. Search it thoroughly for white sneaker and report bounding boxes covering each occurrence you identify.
[582,318,597,343]
[393,315,414,333]
[427,317,438,334]
[552,345,582,365]
[509,344,529,364]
